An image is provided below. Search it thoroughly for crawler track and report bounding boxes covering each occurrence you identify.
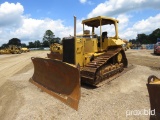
[81,47,128,86]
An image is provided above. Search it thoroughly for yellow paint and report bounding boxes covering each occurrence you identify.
[50,16,126,67]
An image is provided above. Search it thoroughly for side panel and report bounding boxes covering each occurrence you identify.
[102,38,125,50]
[84,38,98,53]
[75,38,84,67]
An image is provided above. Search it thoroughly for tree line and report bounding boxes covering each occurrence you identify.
[0,30,61,49]
[1,28,159,49]
[129,28,160,44]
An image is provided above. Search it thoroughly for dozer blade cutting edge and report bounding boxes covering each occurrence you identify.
[30,57,81,110]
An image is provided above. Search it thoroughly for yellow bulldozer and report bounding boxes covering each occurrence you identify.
[30,16,128,110]
[21,47,30,53]
[9,45,22,54]
[0,45,22,54]
[47,43,63,60]
[0,48,10,54]
[123,40,132,49]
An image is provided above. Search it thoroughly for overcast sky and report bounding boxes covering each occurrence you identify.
[0,0,160,45]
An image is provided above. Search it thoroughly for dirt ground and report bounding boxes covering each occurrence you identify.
[0,49,160,120]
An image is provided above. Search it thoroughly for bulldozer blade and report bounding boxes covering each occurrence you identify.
[147,75,160,119]
[30,57,80,110]
[47,52,62,60]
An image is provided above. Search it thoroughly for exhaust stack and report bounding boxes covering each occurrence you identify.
[74,16,76,37]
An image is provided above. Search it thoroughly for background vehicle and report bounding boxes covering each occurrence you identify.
[154,42,160,54]
[9,45,22,54]
[30,16,128,110]
[21,47,30,52]
[0,45,22,54]
[47,43,63,60]
[122,44,127,51]
[123,40,132,49]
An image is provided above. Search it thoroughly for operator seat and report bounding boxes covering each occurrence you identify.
[102,31,108,42]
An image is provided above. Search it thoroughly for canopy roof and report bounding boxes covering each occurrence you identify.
[82,16,119,27]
